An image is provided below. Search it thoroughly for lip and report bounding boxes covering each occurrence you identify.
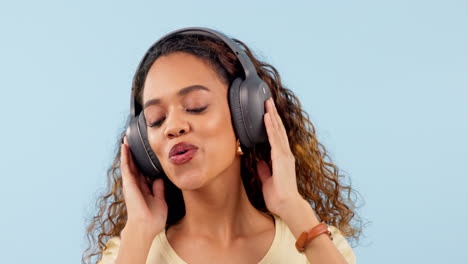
[169,148,198,165]
[169,142,198,159]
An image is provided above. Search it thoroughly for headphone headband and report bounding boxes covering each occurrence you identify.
[130,27,259,118]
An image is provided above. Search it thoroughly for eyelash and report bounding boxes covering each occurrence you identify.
[149,106,208,128]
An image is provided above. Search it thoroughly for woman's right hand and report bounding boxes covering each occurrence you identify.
[120,136,168,239]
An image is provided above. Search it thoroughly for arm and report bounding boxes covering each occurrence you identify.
[258,98,350,263]
[106,138,168,263]
[115,223,155,264]
[279,197,349,264]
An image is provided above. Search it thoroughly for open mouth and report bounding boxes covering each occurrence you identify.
[176,150,188,155]
[169,148,198,165]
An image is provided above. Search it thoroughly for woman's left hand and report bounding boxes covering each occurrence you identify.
[257,98,304,217]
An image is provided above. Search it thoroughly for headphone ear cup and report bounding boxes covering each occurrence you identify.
[240,79,270,146]
[229,77,252,148]
[229,77,271,148]
[124,113,163,182]
[136,113,164,180]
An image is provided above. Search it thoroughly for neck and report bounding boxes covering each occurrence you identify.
[174,158,272,243]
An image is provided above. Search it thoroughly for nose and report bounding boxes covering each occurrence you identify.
[163,111,190,138]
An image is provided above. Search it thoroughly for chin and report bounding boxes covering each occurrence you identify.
[169,171,209,191]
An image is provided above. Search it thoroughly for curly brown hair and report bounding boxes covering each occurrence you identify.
[82,32,364,264]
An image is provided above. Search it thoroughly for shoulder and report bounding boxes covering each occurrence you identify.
[97,231,185,264]
[327,225,357,264]
[97,236,121,264]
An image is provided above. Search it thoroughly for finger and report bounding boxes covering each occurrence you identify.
[265,112,283,158]
[265,99,279,131]
[123,137,134,170]
[269,99,289,146]
[256,160,271,184]
[137,170,151,196]
[123,137,151,196]
[268,99,293,157]
[151,178,168,220]
[152,178,165,200]
[267,99,285,148]
[120,143,138,190]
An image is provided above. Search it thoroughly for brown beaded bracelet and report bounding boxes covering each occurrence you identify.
[295,222,333,253]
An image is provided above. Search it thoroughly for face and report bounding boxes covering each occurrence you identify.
[142,52,239,190]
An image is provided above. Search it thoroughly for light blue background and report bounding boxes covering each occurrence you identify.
[1,0,466,263]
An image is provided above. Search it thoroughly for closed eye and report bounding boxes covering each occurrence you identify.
[187,106,207,113]
[148,106,208,128]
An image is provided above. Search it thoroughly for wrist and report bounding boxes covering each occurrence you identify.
[116,223,158,264]
[276,195,315,220]
[121,221,159,244]
[278,198,321,238]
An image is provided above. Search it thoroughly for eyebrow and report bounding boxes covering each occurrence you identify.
[143,85,210,110]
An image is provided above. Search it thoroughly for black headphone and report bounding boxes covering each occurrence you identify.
[125,27,271,182]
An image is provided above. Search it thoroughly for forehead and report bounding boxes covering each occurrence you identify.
[142,52,227,103]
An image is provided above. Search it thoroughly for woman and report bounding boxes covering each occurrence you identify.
[83,27,363,264]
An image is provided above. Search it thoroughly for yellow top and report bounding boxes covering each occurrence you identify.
[97,215,356,264]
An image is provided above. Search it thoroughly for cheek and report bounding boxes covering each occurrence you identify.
[202,107,238,163]
[146,131,165,167]
[203,111,234,136]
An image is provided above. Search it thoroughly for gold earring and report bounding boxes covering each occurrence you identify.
[237,139,244,156]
